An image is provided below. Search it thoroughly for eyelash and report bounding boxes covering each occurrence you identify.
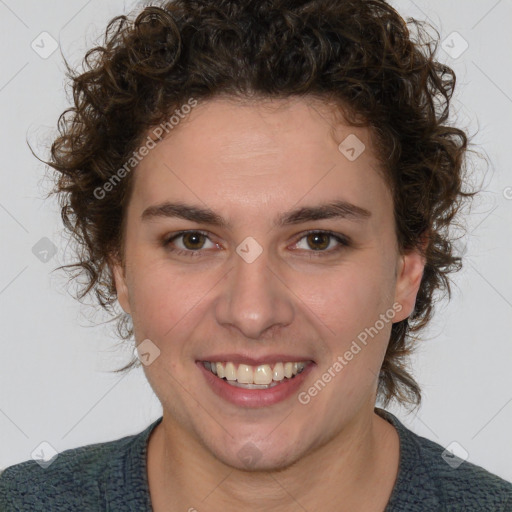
[162,229,350,258]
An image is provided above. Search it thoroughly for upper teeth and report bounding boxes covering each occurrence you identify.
[203,361,308,385]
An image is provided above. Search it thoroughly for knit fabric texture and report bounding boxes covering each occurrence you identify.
[1,408,511,511]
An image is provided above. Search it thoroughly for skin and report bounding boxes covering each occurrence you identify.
[111,96,426,511]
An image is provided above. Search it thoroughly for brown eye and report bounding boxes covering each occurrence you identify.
[305,232,330,251]
[163,230,216,257]
[181,232,207,250]
[293,230,350,256]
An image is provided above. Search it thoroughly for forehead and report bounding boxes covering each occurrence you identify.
[129,96,391,221]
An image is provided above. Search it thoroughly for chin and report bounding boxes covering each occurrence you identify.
[206,436,307,473]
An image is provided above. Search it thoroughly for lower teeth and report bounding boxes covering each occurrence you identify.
[224,380,281,389]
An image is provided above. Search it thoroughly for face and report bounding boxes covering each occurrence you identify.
[111,96,425,471]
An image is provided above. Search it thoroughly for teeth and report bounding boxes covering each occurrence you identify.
[273,362,284,381]
[203,360,308,385]
[227,380,280,389]
[253,364,273,385]
[237,364,253,384]
[225,362,237,381]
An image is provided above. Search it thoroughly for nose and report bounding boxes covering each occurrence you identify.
[214,244,295,340]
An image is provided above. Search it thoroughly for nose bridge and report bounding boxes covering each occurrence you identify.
[215,240,294,339]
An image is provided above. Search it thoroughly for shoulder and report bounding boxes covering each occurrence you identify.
[0,436,127,511]
[377,408,512,511]
[0,420,159,512]
[414,432,512,509]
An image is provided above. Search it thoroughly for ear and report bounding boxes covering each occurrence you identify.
[392,234,428,322]
[108,253,132,315]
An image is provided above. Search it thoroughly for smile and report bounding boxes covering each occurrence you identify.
[202,361,310,389]
[197,357,316,407]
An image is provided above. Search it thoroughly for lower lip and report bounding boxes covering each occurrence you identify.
[196,361,315,408]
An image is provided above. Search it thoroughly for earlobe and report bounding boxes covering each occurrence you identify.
[393,241,427,322]
[108,255,132,315]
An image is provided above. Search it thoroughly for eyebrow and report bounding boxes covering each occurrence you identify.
[140,199,371,227]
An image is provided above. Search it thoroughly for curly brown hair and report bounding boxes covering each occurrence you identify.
[41,0,476,409]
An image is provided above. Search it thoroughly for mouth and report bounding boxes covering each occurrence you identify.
[196,358,315,408]
[200,360,311,389]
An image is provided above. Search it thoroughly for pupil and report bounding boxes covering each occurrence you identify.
[309,233,328,250]
[184,233,203,249]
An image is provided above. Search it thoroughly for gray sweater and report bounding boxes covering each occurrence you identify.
[1,408,511,511]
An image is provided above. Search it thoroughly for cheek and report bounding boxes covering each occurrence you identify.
[307,264,389,328]
[127,259,223,350]
[303,262,395,373]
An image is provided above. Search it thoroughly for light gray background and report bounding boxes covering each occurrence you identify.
[1,0,511,482]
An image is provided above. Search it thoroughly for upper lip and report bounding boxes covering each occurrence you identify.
[198,354,315,366]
